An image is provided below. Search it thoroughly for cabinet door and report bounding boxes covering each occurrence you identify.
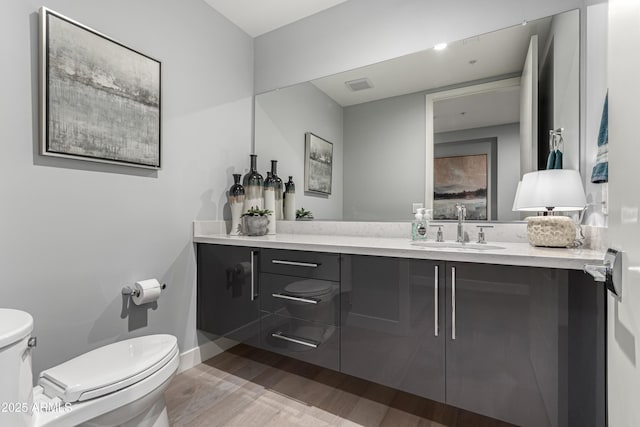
[197,244,260,346]
[341,255,445,402]
[445,262,568,427]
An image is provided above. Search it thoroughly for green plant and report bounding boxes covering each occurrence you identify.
[295,207,314,218]
[241,206,273,217]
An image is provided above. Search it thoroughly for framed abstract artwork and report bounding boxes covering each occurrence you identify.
[39,7,161,169]
[304,132,333,195]
[433,154,488,220]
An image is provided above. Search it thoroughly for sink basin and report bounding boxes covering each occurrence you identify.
[410,241,506,251]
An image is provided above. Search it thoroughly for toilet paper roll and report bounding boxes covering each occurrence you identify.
[132,279,162,305]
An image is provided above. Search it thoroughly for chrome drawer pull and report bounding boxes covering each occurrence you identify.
[272,293,319,304]
[272,260,320,268]
[271,331,319,348]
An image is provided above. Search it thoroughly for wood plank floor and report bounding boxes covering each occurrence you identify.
[164,344,516,427]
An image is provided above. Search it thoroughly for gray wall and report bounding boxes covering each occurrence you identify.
[343,91,520,222]
[0,0,253,377]
[584,3,608,226]
[436,124,521,221]
[254,0,586,93]
[255,83,344,220]
[343,93,425,221]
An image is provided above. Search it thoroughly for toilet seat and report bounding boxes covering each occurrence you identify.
[39,334,178,403]
[33,343,179,427]
[284,279,333,297]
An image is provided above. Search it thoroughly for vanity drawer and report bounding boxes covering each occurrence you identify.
[260,273,340,326]
[260,249,340,281]
[260,313,340,371]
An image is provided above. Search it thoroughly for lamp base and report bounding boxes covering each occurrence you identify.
[526,216,576,247]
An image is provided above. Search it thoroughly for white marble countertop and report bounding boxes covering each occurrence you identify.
[193,231,605,271]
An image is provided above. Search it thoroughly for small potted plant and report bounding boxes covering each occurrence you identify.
[241,206,272,236]
[295,207,314,221]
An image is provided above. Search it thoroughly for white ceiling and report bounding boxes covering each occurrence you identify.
[203,0,349,37]
[311,16,551,107]
[433,87,521,133]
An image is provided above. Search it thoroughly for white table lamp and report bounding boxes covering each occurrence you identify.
[514,170,586,247]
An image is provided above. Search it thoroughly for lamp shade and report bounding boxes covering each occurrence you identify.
[512,181,522,211]
[515,169,586,212]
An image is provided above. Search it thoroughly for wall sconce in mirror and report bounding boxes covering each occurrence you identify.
[513,169,586,247]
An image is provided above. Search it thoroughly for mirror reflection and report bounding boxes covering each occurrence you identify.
[255,9,579,222]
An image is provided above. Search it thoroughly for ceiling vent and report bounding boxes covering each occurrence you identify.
[345,78,374,92]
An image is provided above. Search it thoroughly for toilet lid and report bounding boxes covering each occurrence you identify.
[284,279,332,296]
[0,309,33,349]
[38,334,177,403]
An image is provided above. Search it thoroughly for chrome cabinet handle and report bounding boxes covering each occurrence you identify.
[271,331,319,348]
[451,266,456,340]
[434,265,439,337]
[272,260,320,268]
[271,293,319,304]
[250,250,256,301]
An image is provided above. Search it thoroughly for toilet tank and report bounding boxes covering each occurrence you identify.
[0,309,34,427]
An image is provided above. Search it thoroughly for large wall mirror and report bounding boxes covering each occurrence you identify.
[255,9,579,222]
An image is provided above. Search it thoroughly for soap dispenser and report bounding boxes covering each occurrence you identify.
[424,208,432,231]
[412,208,428,240]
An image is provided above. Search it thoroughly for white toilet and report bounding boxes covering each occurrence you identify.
[0,308,179,427]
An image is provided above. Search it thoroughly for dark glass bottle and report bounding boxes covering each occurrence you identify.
[228,174,245,235]
[271,160,284,220]
[263,172,276,234]
[242,154,263,211]
[230,174,245,197]
[284,176,296,220]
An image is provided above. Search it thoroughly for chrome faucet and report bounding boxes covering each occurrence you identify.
[455,203,467,243]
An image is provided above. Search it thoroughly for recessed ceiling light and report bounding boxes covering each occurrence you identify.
[434,43,448,51]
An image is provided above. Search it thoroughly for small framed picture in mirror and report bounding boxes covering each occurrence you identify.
[434,154,488,220]
[304,132,333,195]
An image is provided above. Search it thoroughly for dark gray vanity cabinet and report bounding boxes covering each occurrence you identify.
[258,249,342,371]
[340,255,446,402]
[196,244,260,346]
[196,245,604,427]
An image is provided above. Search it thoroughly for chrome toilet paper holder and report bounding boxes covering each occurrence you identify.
[121,283,167,298]
[584,248,622,299]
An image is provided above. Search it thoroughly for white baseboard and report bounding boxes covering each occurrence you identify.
[178,337,238,373]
